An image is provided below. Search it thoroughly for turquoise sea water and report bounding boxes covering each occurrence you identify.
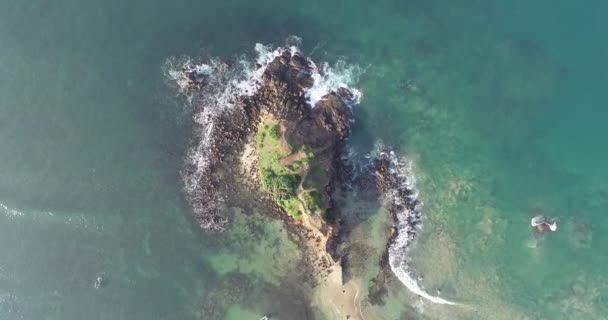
[1,1,607,319]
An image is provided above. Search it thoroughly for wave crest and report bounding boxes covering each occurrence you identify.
[306,60,363,107]
[371,143,456,305]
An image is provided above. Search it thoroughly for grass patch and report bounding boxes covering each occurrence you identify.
[302,191,327,216]
[260,168,300,196]
[301,157,330,217]
[277,197,302,218]
[255,118,330,220]
[268,124,280,140]
[287,160,303,172]
[256,119,303,218]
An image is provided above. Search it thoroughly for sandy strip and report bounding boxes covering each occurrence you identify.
[313,264,366,320]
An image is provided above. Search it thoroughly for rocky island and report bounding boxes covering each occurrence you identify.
[170,43,448,318]
[176,46,357,278]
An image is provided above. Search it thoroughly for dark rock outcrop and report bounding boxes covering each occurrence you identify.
[179,48,355,242]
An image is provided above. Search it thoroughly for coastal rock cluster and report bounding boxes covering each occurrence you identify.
[373,151,423,245]
[178,47,355,261]
[173,43,446,312]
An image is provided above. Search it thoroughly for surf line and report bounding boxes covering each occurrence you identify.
[388,221,458,305]
[373,147,458,306]
[389,260,458,305]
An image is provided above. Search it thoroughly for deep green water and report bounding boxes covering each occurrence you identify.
[1,1,607,319]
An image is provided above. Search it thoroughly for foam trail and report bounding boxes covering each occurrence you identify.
[1,200,101,232]
[372,146,457,305]
[0,201,24,219]
[389,224,457,305]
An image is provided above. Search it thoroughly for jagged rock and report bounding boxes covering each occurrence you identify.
[178,48,353,240]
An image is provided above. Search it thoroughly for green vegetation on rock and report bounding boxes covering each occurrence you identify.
[255,120,329,219]
[302,191,326,216]
[256,120,303,218]
[255,118,330,219]
[268,124,280,140]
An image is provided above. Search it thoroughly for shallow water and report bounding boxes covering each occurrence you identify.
[1,0,607,319]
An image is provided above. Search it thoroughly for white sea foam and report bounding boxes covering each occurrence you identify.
[1,200,101,232]
[305,60,363,107]
[372,145,457,306]
[530,215,543,227]
[530,215,558,231]
[389,230,457,305]
[0,201,24,219]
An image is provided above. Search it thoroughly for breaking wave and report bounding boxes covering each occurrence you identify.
[306,60,363,108]
[164,38,362,231]
[372,144,457,305]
